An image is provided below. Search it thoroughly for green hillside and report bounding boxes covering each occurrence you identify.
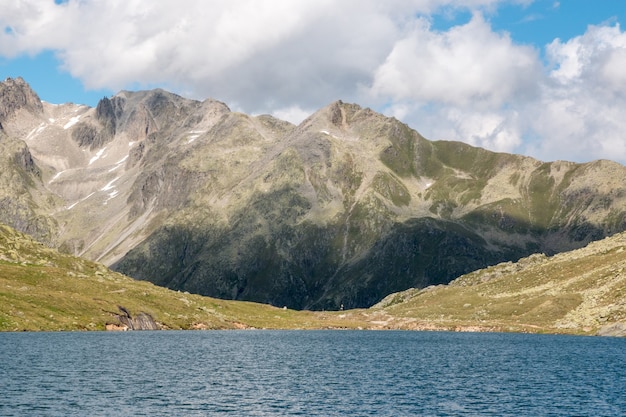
[0,224,364,331]
[363,232,626,336]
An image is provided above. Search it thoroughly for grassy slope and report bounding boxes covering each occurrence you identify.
[359,232,626,335]
[2,222,625,335]
[0,224,365,331]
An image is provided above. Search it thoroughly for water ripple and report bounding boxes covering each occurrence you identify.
[1,331,624,416]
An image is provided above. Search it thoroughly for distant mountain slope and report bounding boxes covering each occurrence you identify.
[1,77,626,309]
[0,120,59,245]
[110,100,626,309]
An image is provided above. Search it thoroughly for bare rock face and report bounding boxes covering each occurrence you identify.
[0,128,56,245]
[95,96,119,136]
[71,96,125,150]
[597,323,626,337]
[115,306,160,330]
[12,143,40,177]
[0,77,43,122]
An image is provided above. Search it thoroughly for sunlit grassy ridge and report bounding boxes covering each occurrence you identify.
[358,232,626,335]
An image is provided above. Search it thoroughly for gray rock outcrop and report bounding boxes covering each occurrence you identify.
[115,306,160,330]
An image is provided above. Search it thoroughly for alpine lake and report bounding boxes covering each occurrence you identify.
[1,330,624,416]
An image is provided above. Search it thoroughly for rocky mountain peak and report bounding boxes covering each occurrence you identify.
[0,77,43,122]
[95,96,125,135]
[299,100,364,130]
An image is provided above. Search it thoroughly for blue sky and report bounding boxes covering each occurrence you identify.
[1,50,112,105]
[1,0,626,164]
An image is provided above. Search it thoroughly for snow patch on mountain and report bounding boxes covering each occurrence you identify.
[101,177,119,192]
[89,147,107,165]
[186,130,205,144]
[63,116,81,130]
[26,123,47,140]
[49,170,66,184]
[66,192,95,210]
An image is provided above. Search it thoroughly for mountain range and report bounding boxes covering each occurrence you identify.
[1,76,625,310]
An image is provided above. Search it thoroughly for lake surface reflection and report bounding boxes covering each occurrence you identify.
[1,330,625,416]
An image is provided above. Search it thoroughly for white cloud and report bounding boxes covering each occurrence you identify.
[371,12,536,155]
[444,108,522,152]
[547,23,626,87]
[270,105,312,125]
[1,0,395,110]
[382,102,522,154]
[0,1,532,109]
[1,1,625,164]
[370,13,541,107]
[375,19,626,164]
[528,23,626,162]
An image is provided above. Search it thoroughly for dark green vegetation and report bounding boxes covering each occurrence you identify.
[1,77,626,311]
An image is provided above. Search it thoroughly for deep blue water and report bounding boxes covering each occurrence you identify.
[0,330,625,416]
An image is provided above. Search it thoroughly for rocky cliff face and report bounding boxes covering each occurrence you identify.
[0,77,43,123]
[1,78,626,309]
[0,128,58,245]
